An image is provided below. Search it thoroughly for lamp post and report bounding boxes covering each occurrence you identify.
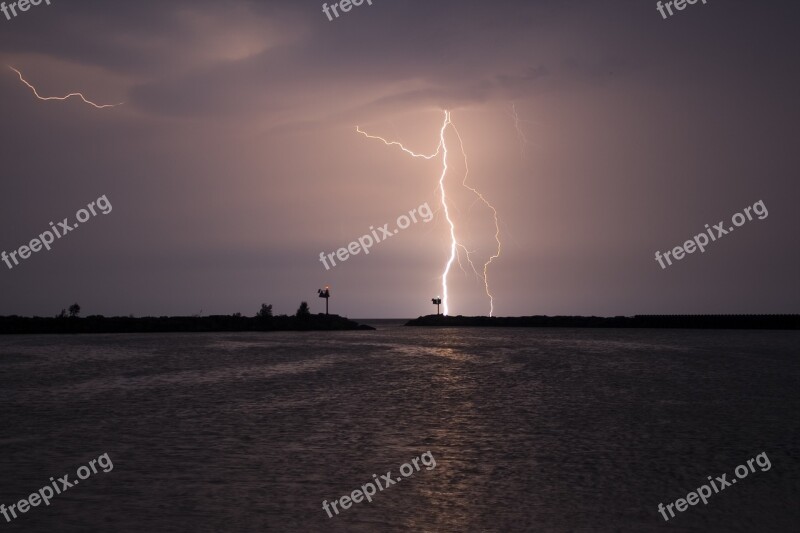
[318,286,331,315]
[431,297,442,316]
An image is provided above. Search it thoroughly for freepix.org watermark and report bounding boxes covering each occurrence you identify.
[654,199,767,269]
[1,194,112,271]
[1,0,51,22]
[1,452,113,524]
[656,0,708,21]
[322,451,436,518]
[319,202,433,270]
[322,0,375,22]
[657,451,771,522]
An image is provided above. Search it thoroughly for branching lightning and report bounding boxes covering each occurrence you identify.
[355,126,439,160]
[357,110,502,316]
[450,121,502,317]
[8,66,123,109]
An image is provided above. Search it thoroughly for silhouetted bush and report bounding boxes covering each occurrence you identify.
[257,304,273,319]
[296,302,311,318]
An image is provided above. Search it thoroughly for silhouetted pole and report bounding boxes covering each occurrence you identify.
[431,297,442,316]
[318,286,331,315]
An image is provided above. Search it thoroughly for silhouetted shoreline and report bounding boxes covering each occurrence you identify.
[0,314,375,335]
[405,315,800,330]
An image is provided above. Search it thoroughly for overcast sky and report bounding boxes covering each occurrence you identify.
[0,0,798,318]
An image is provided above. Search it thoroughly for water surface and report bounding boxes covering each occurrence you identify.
[1,326,798,532]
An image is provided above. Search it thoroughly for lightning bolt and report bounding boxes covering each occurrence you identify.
[357,110,502,316]
[8,66,123,109]
[437,111,458,316]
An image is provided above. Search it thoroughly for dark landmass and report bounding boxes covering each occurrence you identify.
[405,314,800,330]
[0,314,375,335]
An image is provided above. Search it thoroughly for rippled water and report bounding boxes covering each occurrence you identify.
[1,325,798,532]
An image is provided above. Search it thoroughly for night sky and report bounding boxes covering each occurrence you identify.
[1,0,798,318]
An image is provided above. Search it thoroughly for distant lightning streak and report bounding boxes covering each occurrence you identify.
[511,103,529,156]
[357,110,502,316]
[8,66,123,109]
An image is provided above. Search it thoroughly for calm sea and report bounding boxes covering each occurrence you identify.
[1,325,798,532]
